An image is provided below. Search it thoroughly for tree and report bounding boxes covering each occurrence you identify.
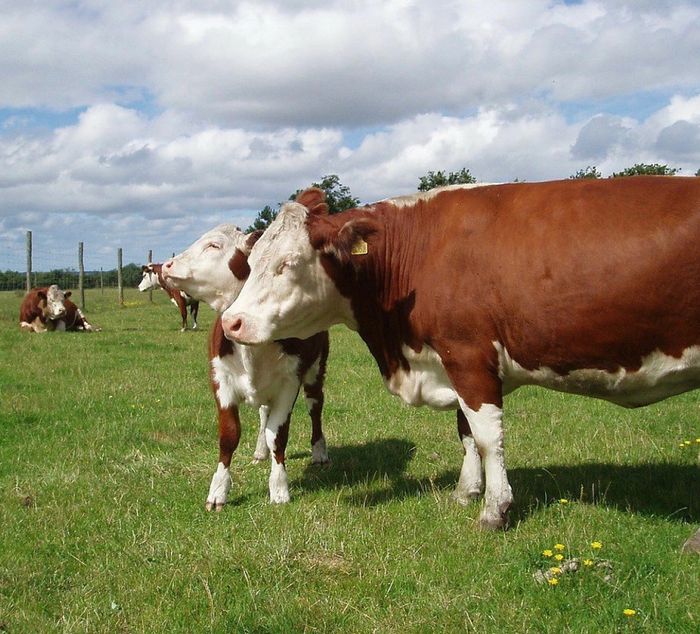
[246,174,359,232]
[610,163,679,178]
[418,168,477,191]
[570,166,601,179]
[695,168,700,177]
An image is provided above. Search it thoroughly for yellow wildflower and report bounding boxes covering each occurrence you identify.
[695,438,700,443]
[559,498,569,504]
[623,609,636,617]
[548,578,559,586]
[554,543,565,551]
[554,554,564,561]
[542,549,553,557]
[583,559,593,567]
[591,541,602,549]
[549,567,562,575]
[684,440,692,446]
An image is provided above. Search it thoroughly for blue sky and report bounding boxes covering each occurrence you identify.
[1,0,699,270]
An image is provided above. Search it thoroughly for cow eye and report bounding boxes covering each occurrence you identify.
[275,261,287,275]
[207,242,222,250]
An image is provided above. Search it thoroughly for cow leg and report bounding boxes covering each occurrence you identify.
[252,405,271,463]
[458,398,513,530]
[174,295,187,331]
[452,409,483,505]
[190,302,199,330]
[264,383,300,504]
[206,404,241,511]
[303,359,328,464]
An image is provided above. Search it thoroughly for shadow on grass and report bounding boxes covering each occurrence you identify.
[296,438,698,525]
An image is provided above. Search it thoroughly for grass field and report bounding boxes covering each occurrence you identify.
[1,288,698,633]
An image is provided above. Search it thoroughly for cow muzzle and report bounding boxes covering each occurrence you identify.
[221,312,260,345]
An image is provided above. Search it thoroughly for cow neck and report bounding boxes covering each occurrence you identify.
[315,204,427,379]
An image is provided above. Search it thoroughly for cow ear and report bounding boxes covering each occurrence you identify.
[244,229,264,253]
[142,265,148,272]
[64,291,72,299]
[37,290,47,301]
[329,217,379,263]
[296,187,328,217]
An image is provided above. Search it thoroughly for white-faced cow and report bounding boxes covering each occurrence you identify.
[139,263,199,332]
[221,178,700,545]
[20,285,97,332]
[161,224,329,509]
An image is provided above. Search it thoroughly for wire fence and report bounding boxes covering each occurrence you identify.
[0,231,162,306]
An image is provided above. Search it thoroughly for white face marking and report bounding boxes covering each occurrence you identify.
[222,202,355,343]
[138,271,160,292]
[384,183,496,209]
[45,285,68,319]
[384,345,458,410]
[165,224,249,312]
[494,342,700,407]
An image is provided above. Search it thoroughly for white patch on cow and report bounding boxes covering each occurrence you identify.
[453,435,483,505]
[384,183,496,209]
[253,405,270,463]
[211,344,299,410]
[384,344,458,410]
[268,460,290,504]
[164,224,250,312]
[223,201,356,343]
[206,461,232,510]
[311,436,329,464]
[459,399,512,529]
[138,272,160,292]
[494,342,700,407]
[45,285,67,319]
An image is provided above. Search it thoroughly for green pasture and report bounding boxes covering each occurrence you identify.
[1,288,698,632]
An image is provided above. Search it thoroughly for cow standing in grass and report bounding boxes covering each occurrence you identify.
[20,285,97,332]
[139,263,200,332]
[161,223,329,509]
[220,178,700,549]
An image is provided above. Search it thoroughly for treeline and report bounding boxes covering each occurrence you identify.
[0,263,143,292]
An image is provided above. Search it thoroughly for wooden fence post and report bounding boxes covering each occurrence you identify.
[117,248,124,307]
[78,241,85,310]
[26,231,32,292]
[100,268,104,295]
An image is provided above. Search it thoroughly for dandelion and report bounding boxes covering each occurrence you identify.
[554,553,564,561]
[549,567,562,575]
[623,609,636,617]
[679,443,686,448]
[695,438,700,443]
[554,543,565,550]
[548,577,559,586]
[559,498,569,504]
[591,541,603,550]
[583,559,593,567]
[542,549,553,557]
[684,440,692,446]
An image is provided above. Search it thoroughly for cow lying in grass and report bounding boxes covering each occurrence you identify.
[162,223,329,509]
[139,263,200,332]
[20,285,98,332]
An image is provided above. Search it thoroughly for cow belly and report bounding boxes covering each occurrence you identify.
[384,345,458,410]
[211,343,300,409]
[495,342,700,407]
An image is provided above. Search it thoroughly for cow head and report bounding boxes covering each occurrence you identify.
[43,284,70,320]
[162,225,263,312]
[138,264,161,292]
[221,188,365,344]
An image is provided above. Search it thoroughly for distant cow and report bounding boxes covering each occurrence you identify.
[222,178,700,539]
[20,285,97,332]
[161,224,329,509]
[139,263,199,331]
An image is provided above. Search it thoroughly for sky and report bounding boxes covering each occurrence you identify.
[1,0,699,270]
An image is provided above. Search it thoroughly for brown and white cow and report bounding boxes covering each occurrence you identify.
[139,263,200,331]
[161,224,329,509]
[221,178,700,540]
[20,285,97,332]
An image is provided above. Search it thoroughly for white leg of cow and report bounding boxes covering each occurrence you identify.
[452,409,483,505]
[264,383,299,504]
[206,462,232,511]
[460,400,513,529]
[253,405,270,463]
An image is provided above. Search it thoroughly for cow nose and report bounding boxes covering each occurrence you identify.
[222,314,243,339]
[163,259,173,272]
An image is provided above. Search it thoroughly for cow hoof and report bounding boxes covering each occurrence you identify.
[252,451,269,463]
[270,492,290,504]
[451,488,481,506]
[478,508,509,531]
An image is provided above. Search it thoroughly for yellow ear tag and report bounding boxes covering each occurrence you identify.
[351,238,368,255]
